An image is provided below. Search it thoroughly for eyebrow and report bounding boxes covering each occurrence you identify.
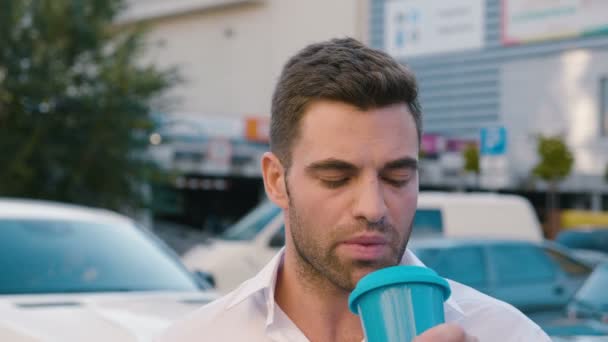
[305,159,357,173]
[305,156,418,174]
[381,157,418,171]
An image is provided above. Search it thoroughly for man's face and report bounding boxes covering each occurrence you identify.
[284,100,419,291]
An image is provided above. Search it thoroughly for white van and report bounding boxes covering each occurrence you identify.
[183,192,543,293]
[414,192,543,241]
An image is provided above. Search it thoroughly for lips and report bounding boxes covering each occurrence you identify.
[342,235,389,246]
[339,235,390,260]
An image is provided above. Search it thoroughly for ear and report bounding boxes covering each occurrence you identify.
[261,152,289,209]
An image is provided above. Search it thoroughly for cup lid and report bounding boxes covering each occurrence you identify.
[348,265,451,313]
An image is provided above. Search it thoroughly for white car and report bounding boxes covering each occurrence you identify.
[183,201,284,294]
[0,198,218,342]
[183,192,545,293]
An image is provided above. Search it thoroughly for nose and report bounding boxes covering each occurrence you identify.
[352,176,388,226]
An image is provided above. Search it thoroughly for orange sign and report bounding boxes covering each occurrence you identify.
[244,116,270,143]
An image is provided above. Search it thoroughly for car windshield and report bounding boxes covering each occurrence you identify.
[555,229,608,253]
[0,218,200,294]
[221,201,281,241]
[574,263,608,311]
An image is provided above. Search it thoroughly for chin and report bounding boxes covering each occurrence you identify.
[349,264,384,285]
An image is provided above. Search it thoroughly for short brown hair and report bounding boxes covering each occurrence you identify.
[270,37,422,168]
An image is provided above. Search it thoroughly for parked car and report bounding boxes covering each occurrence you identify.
[543,321,608,340]
[554,229,608,267]
[0,198,218,342]
[408,238,593,313]
[533,263,608,339]
[556,228,608,253]
[567,262,608,324]
[414,192,543,241]
[551,335,608,341]
[183,193,556,294]
[183,201,284,293]
[569,249,608,268]
[558,228,608,252]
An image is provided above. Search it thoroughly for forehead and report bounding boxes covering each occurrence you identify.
[292,100,419,167]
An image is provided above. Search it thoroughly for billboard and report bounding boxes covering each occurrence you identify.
[502,0,608,45]
[385,0,484,58]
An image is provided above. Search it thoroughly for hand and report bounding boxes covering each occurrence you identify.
[413,323,478,342]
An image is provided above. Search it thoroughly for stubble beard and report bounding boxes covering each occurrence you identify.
[287,198,411,293]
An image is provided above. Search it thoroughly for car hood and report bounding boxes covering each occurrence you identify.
[0,291,217,342]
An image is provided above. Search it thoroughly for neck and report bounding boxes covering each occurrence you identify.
[275,247,364,342]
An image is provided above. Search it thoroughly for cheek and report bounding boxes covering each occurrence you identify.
[387,186,418,225]
[290,173,346,220]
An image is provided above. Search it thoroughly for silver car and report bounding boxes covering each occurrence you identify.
[0,198,217,341]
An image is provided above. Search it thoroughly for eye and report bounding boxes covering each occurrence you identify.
[321,178,349,188]
[383,178,409,187]
[381,172,412,188]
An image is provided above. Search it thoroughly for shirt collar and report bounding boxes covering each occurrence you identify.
[226,247,285,320]
[226,247,465,326]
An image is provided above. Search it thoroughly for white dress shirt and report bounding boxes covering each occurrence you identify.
[158,248,551,341]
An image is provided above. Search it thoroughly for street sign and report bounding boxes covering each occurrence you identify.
[480,126,508,155]
[480,126,510,188]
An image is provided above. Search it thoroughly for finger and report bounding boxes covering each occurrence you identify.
[414,323,466,342]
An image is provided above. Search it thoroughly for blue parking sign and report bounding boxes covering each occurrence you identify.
[480,127,507,156]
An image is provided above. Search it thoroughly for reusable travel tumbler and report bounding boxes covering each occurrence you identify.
[348,265,451,342]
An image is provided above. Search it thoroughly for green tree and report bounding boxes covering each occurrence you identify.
[462,143,480,188]
[532,135,574,235]
[0,0,176,211]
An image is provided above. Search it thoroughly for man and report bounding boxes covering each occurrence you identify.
[158,38,550,341]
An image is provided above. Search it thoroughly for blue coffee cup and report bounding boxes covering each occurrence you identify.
[348,265,451,342]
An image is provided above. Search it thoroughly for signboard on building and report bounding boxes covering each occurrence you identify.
[385,0,484,58]
[502,0,608,45]
[244,116,270,143]
[479,126,511,189]
[421,134,445,158]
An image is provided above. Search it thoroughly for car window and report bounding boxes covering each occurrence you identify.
[221,201,281,241]
[491,244,556,284]
[417,246,487,288]
[544,247,592,276]
[269,225,286,248]
[412,209,443,236]
[0,219,200,294]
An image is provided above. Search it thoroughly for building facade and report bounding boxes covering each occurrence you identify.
[121,0,369,116]
[120,0,370,228]
[372,0,608,208]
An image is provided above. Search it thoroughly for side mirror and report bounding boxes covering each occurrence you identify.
[193,269,216,289]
